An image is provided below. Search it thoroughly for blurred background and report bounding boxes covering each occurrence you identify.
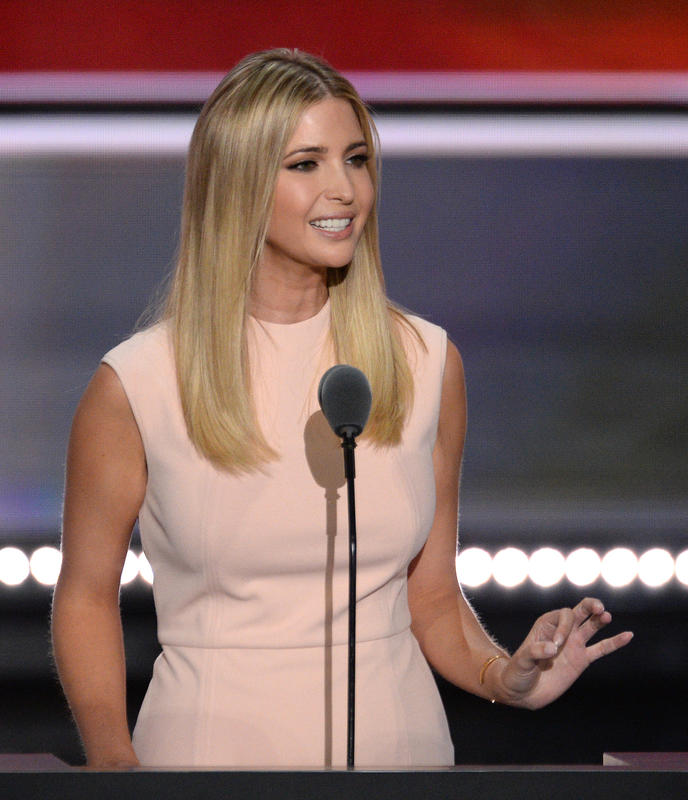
[1,0,686,765]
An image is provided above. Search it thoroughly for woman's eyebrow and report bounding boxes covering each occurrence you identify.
[344,140,368,153]
[283,140,368,159]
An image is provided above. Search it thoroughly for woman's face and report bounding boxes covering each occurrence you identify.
[261,97,374,277]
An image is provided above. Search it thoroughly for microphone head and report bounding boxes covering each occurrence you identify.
[318,364,372,439]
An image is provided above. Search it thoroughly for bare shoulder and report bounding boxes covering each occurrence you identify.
[443,339,465,394]
[436,339,467,457]
[76,362,140,423]
[69,364,146,469]
[61,364,146,588]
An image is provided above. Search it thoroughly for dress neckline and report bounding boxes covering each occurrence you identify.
[251,298,329,327]
[248,298,331,351]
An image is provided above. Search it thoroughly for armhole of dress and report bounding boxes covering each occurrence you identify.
[438,328,448,386]
[100,355,149,462]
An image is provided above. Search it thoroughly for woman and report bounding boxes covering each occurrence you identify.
[51,49,632,769]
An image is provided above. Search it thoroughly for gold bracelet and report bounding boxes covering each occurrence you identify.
[479,654,507,687]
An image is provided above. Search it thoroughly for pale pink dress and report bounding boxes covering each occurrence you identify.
[102,301,453,767]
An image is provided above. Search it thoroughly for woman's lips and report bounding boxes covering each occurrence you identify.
[309,216,354,238]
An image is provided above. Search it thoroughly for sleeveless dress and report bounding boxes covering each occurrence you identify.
[102,301,453,767]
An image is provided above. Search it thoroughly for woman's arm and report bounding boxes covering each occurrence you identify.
[408,341,632,708]
[408,340,510,701]
[52,363,147,766]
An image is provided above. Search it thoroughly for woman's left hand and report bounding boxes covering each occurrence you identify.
[496,597,633,709]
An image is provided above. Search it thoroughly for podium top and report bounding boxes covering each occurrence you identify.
[2,757,688,800]
[604,752,688,769]
[0,754,70,771]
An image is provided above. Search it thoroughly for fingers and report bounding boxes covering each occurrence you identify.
[578,609,612,642]
[573,598,613,643]
[520,598,629,670]
[544,598,621,651]
[517,607,572,665]
[550,606,575,649]
[586,630,634,663]
[531,639,559,660]
[572,597,605,624]
[562,598,632,661]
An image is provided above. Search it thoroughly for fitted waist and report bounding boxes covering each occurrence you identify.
[158,625,414,652]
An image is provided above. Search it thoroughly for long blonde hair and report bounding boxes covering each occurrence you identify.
[164,49,421,473]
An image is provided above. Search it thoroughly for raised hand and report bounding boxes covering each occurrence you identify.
[496,597,633,709]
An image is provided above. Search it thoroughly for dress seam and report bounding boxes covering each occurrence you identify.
[158,626,413,651]
[194,462,220,764]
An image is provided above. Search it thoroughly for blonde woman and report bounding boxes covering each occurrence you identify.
[52,49,632,769]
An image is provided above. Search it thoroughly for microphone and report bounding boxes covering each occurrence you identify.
[317,364,372,439]
[317,364,372,770]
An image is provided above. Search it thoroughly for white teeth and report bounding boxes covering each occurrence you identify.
[310,218,352,231]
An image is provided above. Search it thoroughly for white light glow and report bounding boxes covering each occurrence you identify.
[601,548,638,588]
[492,548,529,588]
[0,547,31,586]
[0,541,683,591]
[120,550,140,585]
[138,552,154,584]
[4,113,688,158]
[379,115,688,157]
[675,550,688,586]
[30,546,62,586]
[637,548,675,587]
[529,548,566,587]
[456,548,492,587]
[565,548,602,587]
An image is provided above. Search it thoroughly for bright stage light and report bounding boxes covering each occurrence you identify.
[3,541,683,592]
[30,546,62,586]
[492,548,529,588]
[120,550,140,585]
[675,551,688,586]
[0,547,31,586]
[601,548,638,588]
[637,548,675,588]
[529,548,566,587]
[138,552,154,584]
[565,548,601,587]
[456,547,492,587]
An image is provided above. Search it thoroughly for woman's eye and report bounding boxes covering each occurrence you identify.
[288,160,317,172]
[348,153,369,167]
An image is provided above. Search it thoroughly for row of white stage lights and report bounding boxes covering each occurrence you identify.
[0,547,153,587]
[0,545,687,589]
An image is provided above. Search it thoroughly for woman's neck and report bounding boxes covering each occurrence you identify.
[249,265,329,324]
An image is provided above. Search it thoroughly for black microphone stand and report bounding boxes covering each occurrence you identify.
[341,429,358,770]
[317,363,371,770]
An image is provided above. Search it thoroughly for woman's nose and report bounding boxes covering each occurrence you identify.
[324,165,354,203]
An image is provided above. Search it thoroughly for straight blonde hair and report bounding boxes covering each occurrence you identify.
[164,49,422,472]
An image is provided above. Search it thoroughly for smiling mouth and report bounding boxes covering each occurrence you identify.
[309,217,353,232]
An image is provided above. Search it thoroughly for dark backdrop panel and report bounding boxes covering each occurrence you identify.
[1,156,183,532]
[380,157,687,507]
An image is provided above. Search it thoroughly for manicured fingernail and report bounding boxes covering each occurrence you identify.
[543,642,557,657]
[553,635,563,648]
